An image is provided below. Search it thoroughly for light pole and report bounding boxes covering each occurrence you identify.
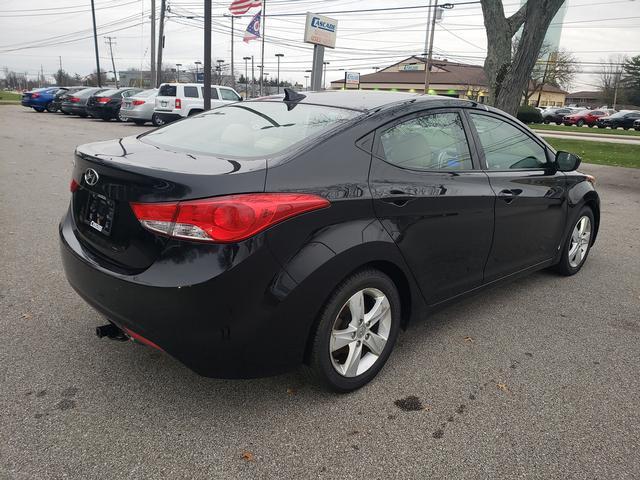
[304,75,309,91]
[275,53,284,94]
[243,56,251,98]
[216,59,224,84]
[322,61,330,90]
[195,61,202,82]
[175,63,182,82]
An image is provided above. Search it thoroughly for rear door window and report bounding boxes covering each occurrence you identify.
[378,112,473,170]
[201,87,219,99]
[184,86,199,98]
[158,85,177,96]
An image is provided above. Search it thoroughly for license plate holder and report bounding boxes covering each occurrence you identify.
[85,192,115,236]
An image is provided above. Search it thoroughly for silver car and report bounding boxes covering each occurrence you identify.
[120,88,158,125]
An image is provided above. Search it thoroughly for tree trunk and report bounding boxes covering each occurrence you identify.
[481,0,565,116]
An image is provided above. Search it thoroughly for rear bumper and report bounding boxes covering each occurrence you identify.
[61,104,88,115]
[120,108,151,120]
[87,105,117,119]
[155,112,183,123]
[59,207,306,378]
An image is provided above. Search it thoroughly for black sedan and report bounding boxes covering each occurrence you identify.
[60,87,107,117]
[542,107,573,124]
[596,111,640,129]
[86,88,143,121]
[60,90,600,391]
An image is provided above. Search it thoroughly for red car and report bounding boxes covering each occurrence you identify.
[563,109,614,127]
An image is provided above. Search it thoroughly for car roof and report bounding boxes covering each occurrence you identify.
[251,90,470,113]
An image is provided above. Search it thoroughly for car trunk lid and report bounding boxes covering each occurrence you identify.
[71,135,267,272]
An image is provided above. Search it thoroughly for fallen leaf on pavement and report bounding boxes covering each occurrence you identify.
[497,383,509,392]
[464,336,474,343]
[286,387,297,396]
[21,313,32,319]
[241,451,254,461]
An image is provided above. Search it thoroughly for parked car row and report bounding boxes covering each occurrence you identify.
[20,83,243,126]
[538,106,640,130]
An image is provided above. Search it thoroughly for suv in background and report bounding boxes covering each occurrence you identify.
[153,83,242,126]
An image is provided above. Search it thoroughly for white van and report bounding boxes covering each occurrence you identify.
[153,83,242,126]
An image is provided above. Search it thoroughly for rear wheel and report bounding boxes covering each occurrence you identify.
[543,119,550,124]
[117,110,127,122]
[45,103,57,113]
[308,269,401,392]
[554,207,594,276]
[152,113,165,126]
[33,107,45,112]
[555,121,562,125]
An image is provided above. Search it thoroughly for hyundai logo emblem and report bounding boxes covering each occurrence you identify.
[84,168,99,186]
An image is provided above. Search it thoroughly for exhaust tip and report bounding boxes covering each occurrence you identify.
[96,323,127,341]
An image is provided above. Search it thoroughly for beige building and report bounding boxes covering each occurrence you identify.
[330,56,567,106]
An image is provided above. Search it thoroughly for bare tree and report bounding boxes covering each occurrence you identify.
[599,55,627,107]
[523,45,578,105]
[480,0,565,115]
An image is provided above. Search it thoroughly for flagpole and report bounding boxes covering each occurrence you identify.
[230,15,235,88]
[260,0,266,96]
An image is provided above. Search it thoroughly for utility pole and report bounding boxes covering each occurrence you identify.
[90,0,102,87]
[230,15,235,88]
[40,65,44,87]
[423,0,433,58]
[105,36,119,88]
[157,0,166,87]
[251,55,254,97]
[423,0,439,94]
[243,56,250,98]
[151,0,156,88]
[260,0,267,95]
[275,53,283,93]
[59,56,63,72]
[204,0,212,110]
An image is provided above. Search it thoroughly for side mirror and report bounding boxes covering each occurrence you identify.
[555,151,581,172]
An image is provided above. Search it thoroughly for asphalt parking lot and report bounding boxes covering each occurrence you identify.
[1,104,639,479]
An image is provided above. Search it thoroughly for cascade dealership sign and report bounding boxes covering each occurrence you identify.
[304,12,338,49]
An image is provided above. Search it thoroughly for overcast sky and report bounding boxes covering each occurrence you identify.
[1,0,639,91]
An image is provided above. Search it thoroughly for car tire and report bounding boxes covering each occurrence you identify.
[597,125,604,129]
[33,107,45,112]
[45,103,57,113]
[555,121,562,125]
[133,119,146,126]
[587,124,593,128]
[308,269,401,392]
[79,113,87,118]
[623,126,629,130]
[635,127,640,131]
[152,113,165,126]
[543,119,550,124]
[553,206,595,276]
[577,119,584,127]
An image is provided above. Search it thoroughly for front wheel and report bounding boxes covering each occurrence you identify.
[577,119,584,127]
[45,103,57,113]
[152,113,165,127]
[553,207,594,276]
[308,269,401,392]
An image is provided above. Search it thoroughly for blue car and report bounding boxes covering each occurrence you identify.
[21,87,64,112]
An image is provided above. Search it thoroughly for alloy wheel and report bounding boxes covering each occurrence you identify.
[568,215,591,268]
[329,288,392,377]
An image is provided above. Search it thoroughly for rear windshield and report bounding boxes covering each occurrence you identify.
[77,88,104,97]
[97,89,119,97]
[158,85,177,96]
[133,89,157,98]
[142,101,360,158]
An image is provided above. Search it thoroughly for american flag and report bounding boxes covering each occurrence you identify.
[229,0,262,16]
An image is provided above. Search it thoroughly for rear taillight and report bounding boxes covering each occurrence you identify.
[70,179,79,192]
[70,97,80,103]
[97,97,110,104]
[130,193,330,243]
[175,98,181,109]
[132,100,145,106]
[32,93,41,98]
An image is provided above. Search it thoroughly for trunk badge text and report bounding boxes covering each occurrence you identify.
[84,168,99,186]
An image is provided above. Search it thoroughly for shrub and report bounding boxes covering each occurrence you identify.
[517,105,543,124]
